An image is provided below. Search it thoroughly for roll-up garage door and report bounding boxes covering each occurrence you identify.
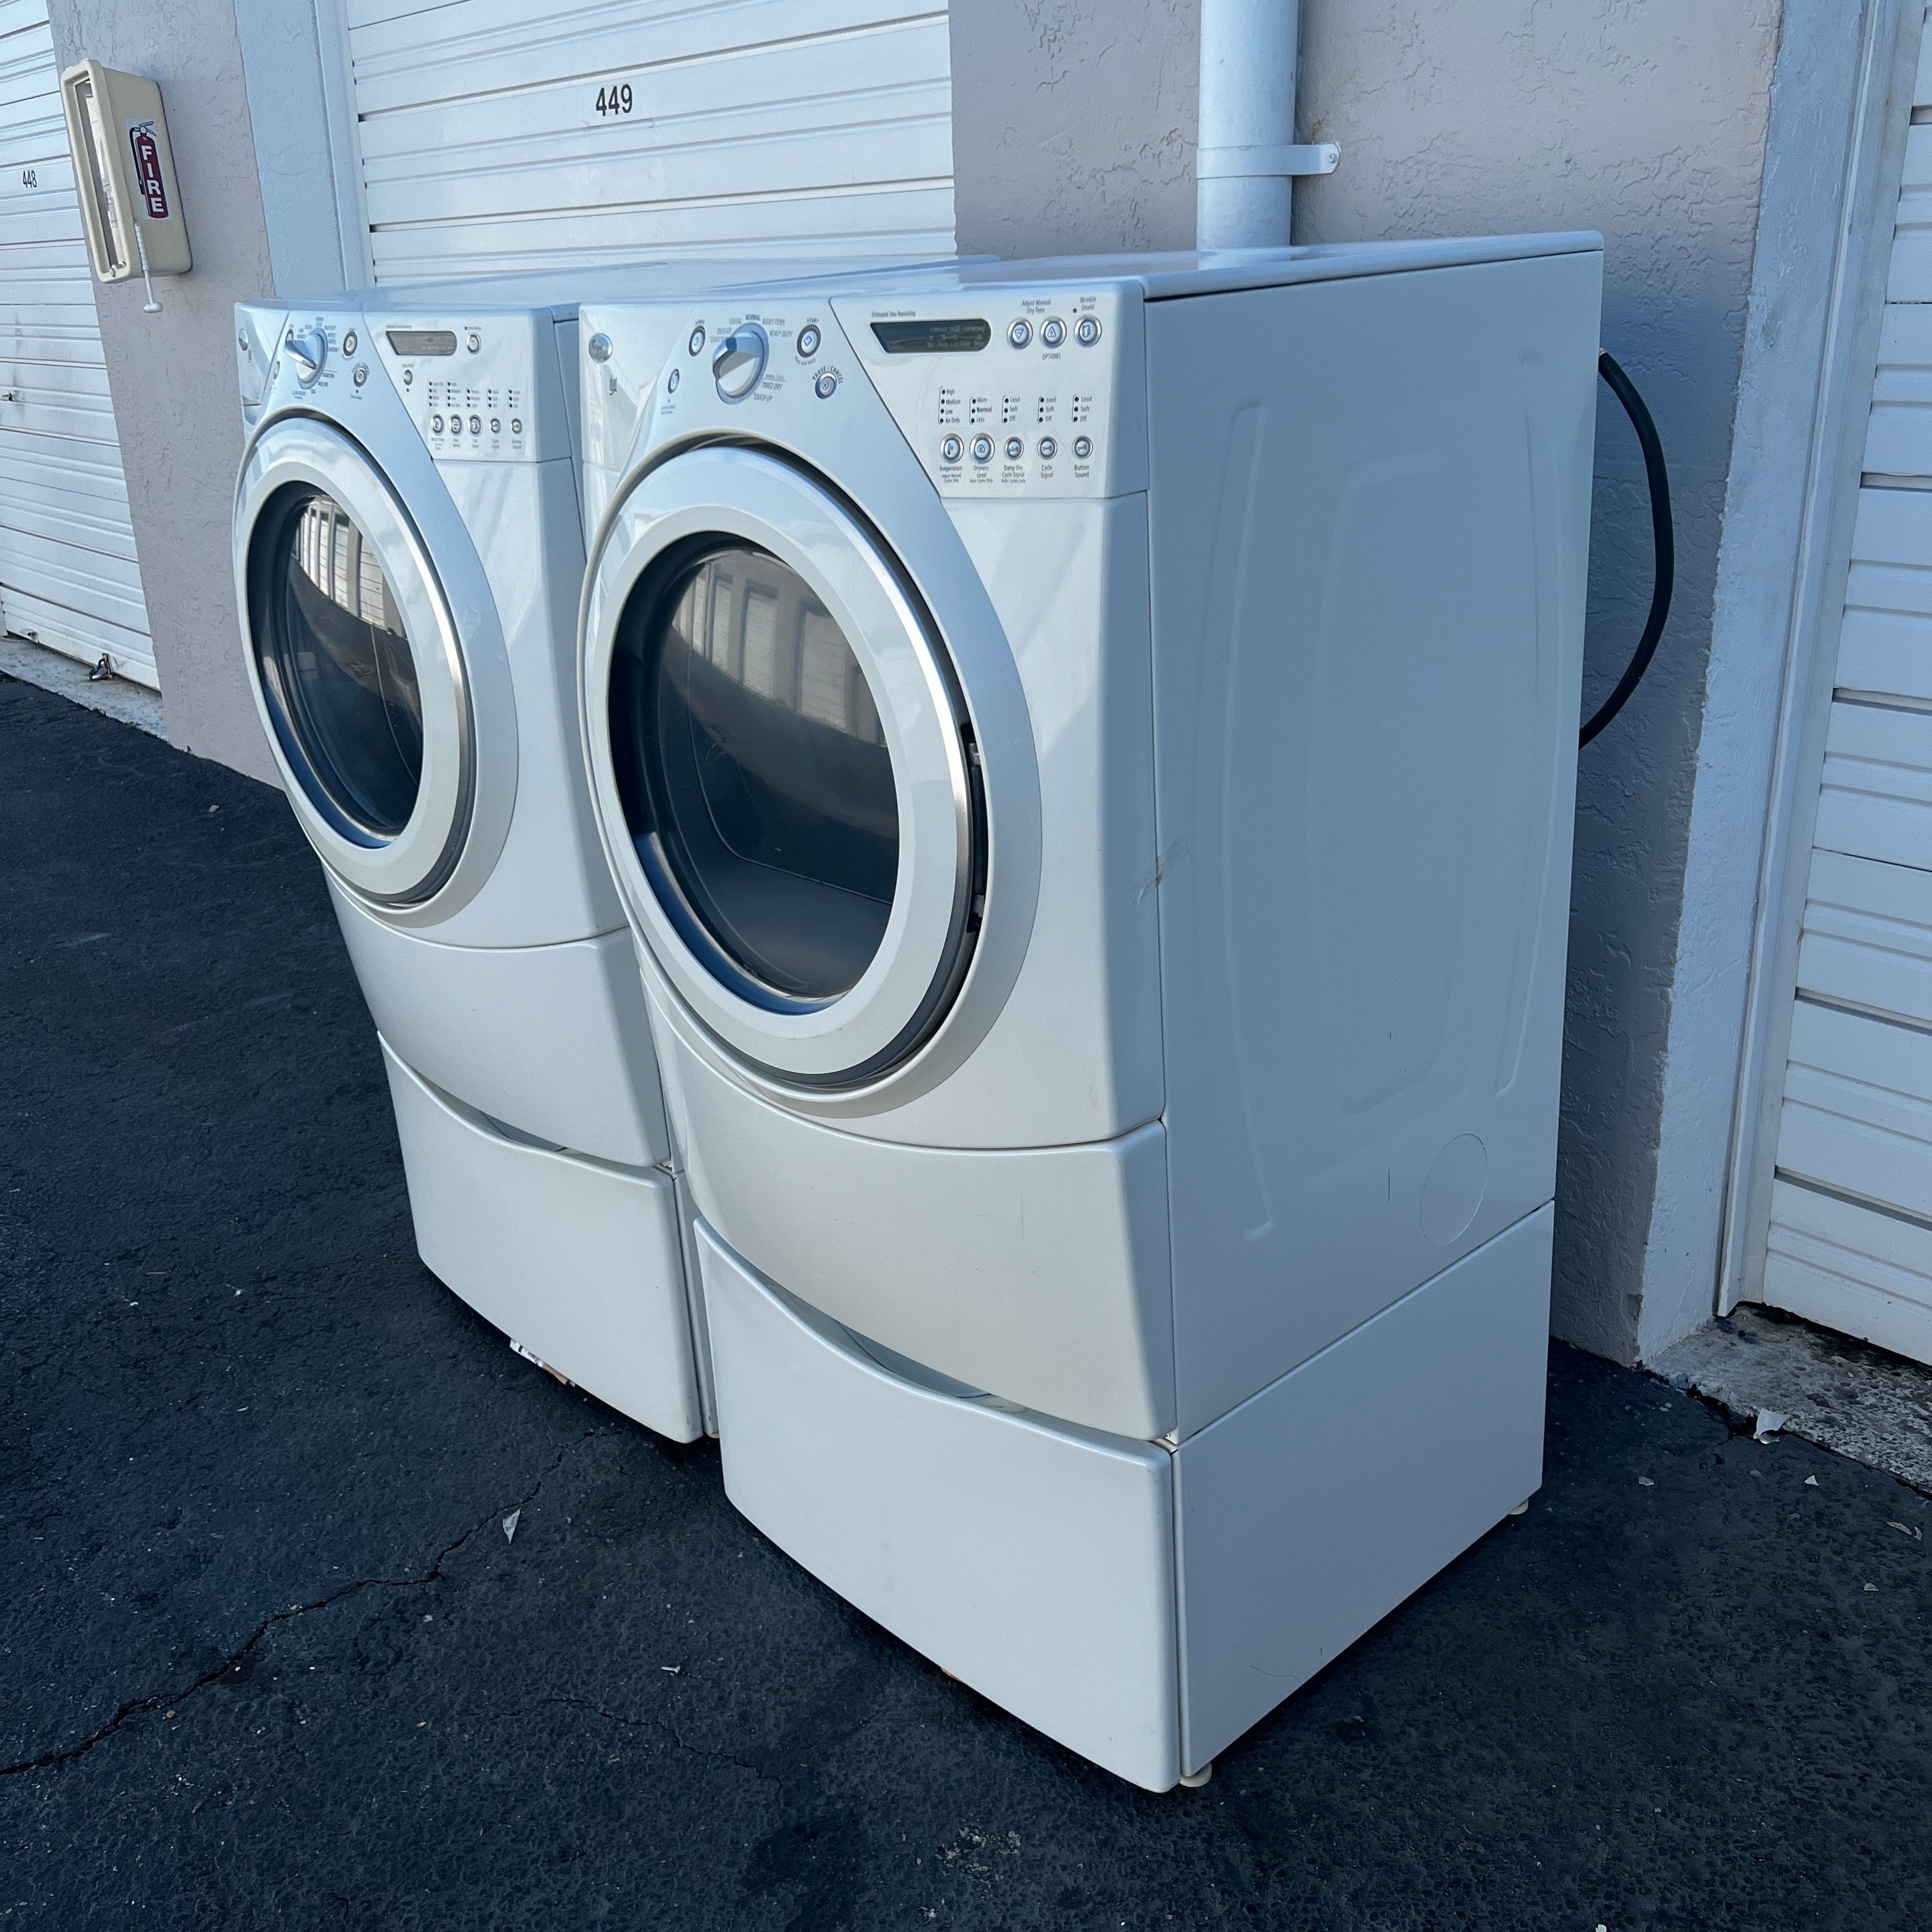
[0,0,153,684]
[1759,13,1932,1363]
[343,0,955,282]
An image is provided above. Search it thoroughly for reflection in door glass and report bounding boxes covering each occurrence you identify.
[254,487,423,838]
[613,542,898,1003]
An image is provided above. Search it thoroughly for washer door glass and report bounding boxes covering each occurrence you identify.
[612,540,899,1004]
[253,486,424,839]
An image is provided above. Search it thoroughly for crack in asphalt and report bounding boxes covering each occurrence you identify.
[0,1452,567,1778]
[539,1693,779,1785]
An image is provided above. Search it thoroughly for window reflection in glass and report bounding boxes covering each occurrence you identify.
[615,542,897,1003]
[256,487,424,838]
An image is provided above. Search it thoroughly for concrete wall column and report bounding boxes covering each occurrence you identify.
[47,0,280,783]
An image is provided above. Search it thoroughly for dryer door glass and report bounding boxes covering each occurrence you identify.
[253,487,424,839]
[613,540,898,1004]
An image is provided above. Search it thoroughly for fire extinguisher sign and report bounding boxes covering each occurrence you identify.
[126,121,167,221]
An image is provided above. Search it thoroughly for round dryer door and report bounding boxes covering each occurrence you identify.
[583,445,984,1090]
[235,415,510,913]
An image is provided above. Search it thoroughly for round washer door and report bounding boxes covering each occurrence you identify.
[582,445,982,1090]
[235,416,505,910]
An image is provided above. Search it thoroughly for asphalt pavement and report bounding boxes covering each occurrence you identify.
[4,671,1929,1931]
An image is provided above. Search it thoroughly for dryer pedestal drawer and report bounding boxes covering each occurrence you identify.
[335,882,669,1168]
[383,1042,702,1443]
[700,1208,1550,1789]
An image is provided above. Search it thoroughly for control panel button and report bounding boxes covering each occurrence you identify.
[970,434,993,464]
[1004,436,1023,460]
[1075,316,1102,347]
[1038,436,1057,459]
[1040,318,1066,349]
[466,331,481,353]
[797,323,822,358]
[489,418,500,434]
[468,415,482,435]
[510,417,522,435]
[712,323,769,402]
[688,324,707,356]
[353,365,368,387]
[1073,435,1092,459]
[431,414,444,434]
[667,367,680,394]
[588,332,613,363]
[342,330,358,356]
[1007,319,1032,349]
[814,370,838,399]
[939,434,963,464]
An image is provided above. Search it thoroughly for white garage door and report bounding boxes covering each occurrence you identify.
[1760,20,1932,1363]
[342,0,955,282]
[0,0,152,684]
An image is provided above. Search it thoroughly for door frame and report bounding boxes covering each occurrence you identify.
[1705,0,1926,1320]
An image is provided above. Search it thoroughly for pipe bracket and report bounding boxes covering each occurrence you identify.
[1195,141,1340,181]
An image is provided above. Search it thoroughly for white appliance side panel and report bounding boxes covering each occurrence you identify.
[383,1041,701,1442]
[862,494,1164,1149]
[425,457,624,948]
[336,885,671,1168]
[1175,1204,1552,1774]
[701,1222,1181,1791]
[1147,253,1600,1432]
[661,1025,1176,1438]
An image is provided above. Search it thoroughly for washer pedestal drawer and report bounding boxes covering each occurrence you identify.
[383,1040,701,1443]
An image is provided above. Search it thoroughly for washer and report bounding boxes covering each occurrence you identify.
[232,271,745,1440]
[578,240,1603,1786]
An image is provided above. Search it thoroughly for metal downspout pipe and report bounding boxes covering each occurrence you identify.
[1195,0,1337,249]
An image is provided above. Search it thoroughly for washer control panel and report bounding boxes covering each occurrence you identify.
[836,288,1139,500]
[371,313,567,464]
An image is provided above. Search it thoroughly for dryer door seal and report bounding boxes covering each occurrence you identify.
[583,445,981,1089]
[236,415,493,911]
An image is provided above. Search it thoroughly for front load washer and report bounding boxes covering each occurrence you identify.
[232,274,731,1438]
[578,240,1602,1786]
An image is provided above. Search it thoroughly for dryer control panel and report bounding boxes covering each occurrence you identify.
[834,287,1144,500]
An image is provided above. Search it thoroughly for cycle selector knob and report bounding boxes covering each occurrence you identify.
[970,434,993,464]
[939,434,963,464]
[713,323,768,402]
[284,328,327,385]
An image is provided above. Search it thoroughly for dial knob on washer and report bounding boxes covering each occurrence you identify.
[712,323,769,402]
[284,328,327,385]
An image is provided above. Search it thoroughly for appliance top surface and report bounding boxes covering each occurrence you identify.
[730,231,1604,305]
[272,252,963,321]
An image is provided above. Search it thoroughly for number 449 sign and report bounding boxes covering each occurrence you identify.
[590,80,635,119]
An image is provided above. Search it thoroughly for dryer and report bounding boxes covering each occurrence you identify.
[577,240,1602,1786]
[232,275,721,1438]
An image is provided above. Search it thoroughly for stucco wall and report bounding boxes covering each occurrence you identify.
[949,0,1199,257]
[47,0,280,783]
[1292,1,1782,1362]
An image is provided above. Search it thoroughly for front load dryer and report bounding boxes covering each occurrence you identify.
[233,282,710,1437]
[577,240,1603,1786]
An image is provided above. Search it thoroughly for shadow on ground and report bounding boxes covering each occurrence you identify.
[3,676,1929,1931]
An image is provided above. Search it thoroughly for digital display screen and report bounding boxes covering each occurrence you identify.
[385,329,457,357]
[871,319,992,355]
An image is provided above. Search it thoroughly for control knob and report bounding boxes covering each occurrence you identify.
[713,323,769,402]
[284,328,327,385]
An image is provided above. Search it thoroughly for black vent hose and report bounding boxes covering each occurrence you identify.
[1579,349,1675,749]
